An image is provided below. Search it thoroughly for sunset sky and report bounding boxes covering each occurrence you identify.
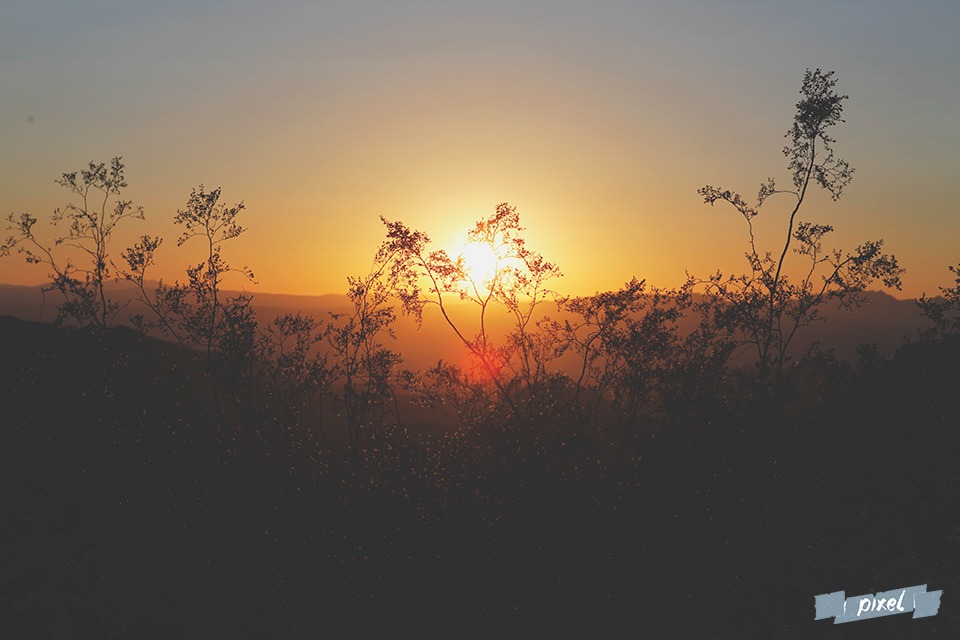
[3,0,958,299]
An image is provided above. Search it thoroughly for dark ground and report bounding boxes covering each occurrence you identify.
[1,315,957,638]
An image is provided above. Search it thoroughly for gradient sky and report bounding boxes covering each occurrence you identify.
[3,0,958,298]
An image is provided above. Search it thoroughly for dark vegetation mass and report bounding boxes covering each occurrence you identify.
[2,69,958,637]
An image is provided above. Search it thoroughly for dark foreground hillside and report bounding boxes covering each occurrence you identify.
[1,315,958,638]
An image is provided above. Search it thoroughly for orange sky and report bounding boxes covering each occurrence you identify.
[3,1,959,300]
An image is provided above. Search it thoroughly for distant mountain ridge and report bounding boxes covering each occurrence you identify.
[0,282,934,367]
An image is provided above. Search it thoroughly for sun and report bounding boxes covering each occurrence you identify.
[460,241,499,287]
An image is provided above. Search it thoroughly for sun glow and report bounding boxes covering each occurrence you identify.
[459,241,499,288]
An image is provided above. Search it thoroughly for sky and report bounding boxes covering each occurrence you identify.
[2,0,959,298]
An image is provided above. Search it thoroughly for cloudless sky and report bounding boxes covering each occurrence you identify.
[3,0,958,298]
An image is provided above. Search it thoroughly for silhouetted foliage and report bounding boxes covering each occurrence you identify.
[378,204,568,461]
[327,259,418,493]
[2,157,144,326]
[121,185,257,367]
[917,262,960,337]
[697,69,903,380]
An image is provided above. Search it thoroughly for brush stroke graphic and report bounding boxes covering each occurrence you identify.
[815,584,942,624]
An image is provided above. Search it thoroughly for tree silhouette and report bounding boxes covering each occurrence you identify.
[556,280,694,411]
[697,69,903,380]
[121,185,257,367]
[329,259,413,492]
[377,204,565,458]
[1,157,144,327]
[918,263,960,338]
[258,311,337,468]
